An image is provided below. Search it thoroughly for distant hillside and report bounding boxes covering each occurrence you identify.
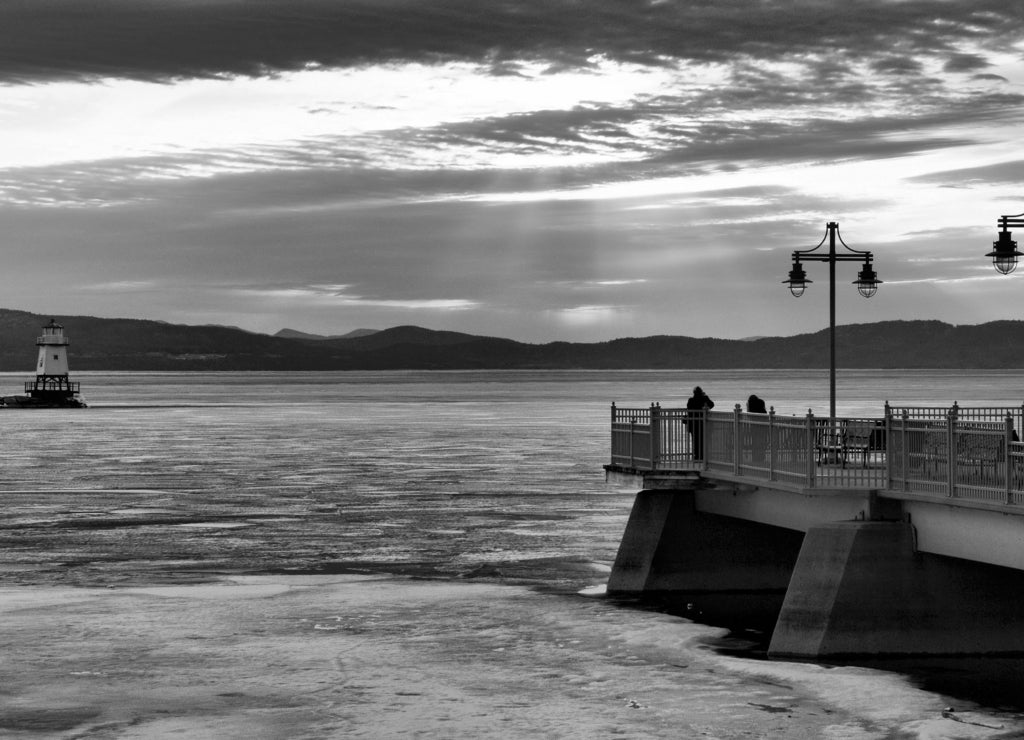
[0,309,1021,370]
[0,309,353,371]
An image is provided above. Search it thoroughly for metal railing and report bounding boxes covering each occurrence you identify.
[611,403,887,488]
[703,409,887,488]
[609,402,1024,502]
[888,408,1022,504]
[25,378,80,393]
[610,403,698,470]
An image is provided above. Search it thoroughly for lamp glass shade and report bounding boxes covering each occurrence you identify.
[856,282,878,298]
[994,254,1017,275]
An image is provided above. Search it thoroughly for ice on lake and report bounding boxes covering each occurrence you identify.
[1,370,1022,737]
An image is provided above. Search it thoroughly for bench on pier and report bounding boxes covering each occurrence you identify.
[958,434,1005,479]
[840,420,880,468]
[815,419,885,468]
[918,424,1008,481]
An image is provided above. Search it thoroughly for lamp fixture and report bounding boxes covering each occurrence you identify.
[987,214,1024,275]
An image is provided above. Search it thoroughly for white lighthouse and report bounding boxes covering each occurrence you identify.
[21,319,85,406]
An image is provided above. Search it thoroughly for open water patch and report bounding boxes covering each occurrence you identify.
[825,655,1024,715]
[607,590,1024,716]
[174,522,257,529]
[609,590,786,653]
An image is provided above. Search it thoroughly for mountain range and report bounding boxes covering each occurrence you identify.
[0,308,1020,371]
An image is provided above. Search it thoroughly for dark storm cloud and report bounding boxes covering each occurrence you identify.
[0,0,1021,83]
[870,56,925,76]
[944,53,991,73]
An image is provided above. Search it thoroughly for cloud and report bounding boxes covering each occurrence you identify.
[972,73,1009,82]
[870,56,925,76]
[0,2,1017,206]
[1,1,1022,84]
[226,284,480,312]
[944,53,992,73]
[906,159,1024,187]
[82,280,158,291]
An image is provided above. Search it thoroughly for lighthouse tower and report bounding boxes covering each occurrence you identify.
[24,319,82,405]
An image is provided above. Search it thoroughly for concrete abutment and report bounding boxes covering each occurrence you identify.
[770,520,1024,657]
[607,489,803,593]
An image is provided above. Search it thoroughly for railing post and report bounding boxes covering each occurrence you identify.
[768,406,776,481]
[650,403,661,470]
[733,403,742,475]
[628,418,636,469]
[901,409,909,492]
[884,404,892,489]
[610,403,616,465]
[806,409,816,487]
[1006,413,1014,505]
[947,407,956,498]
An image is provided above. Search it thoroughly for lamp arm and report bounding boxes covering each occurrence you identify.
[790,226,830,260]
[998,213,1024,229]
[791,223,871,260]
[834,227,873,258]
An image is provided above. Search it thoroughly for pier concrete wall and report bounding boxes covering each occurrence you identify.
[901,500,1024,570]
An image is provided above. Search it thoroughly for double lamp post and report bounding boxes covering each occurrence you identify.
[782,222,881,421]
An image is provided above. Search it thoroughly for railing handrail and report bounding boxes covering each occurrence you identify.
[885,401,1024,435]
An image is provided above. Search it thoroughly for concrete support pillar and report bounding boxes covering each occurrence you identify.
[770,521,1024,657]
[607,489,803,594]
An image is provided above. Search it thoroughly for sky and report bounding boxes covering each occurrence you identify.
[2,0,1024,343]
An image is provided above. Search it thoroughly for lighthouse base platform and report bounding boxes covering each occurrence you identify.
[1,394,87,408]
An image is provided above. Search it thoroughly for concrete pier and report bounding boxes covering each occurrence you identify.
[608,484,1024,657]
[606,402,1024,657]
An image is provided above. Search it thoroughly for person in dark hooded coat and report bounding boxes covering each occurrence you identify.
[685,386,715,459]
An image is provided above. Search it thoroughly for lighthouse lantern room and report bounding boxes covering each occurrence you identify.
[25,319,82,403]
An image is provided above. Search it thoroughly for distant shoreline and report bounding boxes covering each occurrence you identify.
[0,309,1019,371]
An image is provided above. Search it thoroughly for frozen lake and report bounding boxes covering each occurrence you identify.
[2,370,1023,737]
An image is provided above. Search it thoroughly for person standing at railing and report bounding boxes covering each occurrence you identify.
[686,386,715,460]
[745,395,769,466]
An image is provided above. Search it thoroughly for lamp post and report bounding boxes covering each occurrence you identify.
[783,222,881,420]
[986,212,1024,275]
